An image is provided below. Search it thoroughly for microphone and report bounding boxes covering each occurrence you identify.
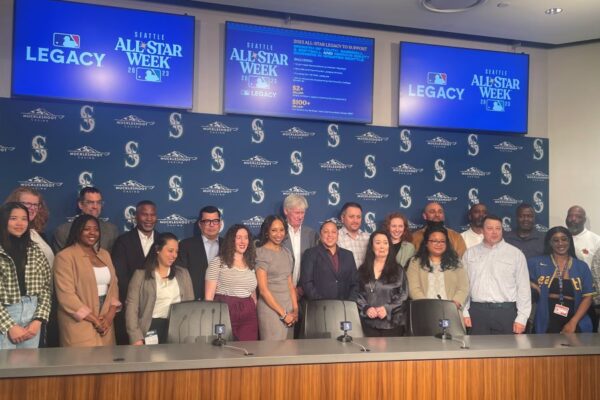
[435,295,452,341]
[337,300,353,343]
[212,302,227,346]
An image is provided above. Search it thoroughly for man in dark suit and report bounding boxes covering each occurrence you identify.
[52,186,119,252]
[111,200,158,344]
[281,194,319,290]
[176,205,223,299]
[300,220,359,301]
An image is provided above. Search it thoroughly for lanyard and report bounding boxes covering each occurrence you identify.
[550,255,572,305]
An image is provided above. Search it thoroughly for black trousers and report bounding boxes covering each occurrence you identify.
[470,302,517,335]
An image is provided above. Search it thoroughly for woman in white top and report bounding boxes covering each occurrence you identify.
[205,224,258,341]
[406,225,469,309]
[126,232,193,344]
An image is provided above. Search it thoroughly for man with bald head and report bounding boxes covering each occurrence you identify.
[411,202,467,257]
[566,205,600,267]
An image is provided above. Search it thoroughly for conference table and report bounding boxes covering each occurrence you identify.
[1,334,599,399]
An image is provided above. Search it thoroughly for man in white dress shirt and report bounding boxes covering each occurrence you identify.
[461,203,487,249]
[462,215,531,335]
[566,205,600,267]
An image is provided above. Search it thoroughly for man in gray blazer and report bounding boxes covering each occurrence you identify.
[282,194,319,289]
[52,187,119,253]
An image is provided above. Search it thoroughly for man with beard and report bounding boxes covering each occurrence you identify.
[412,202,467,257]
[504,204,544,259]
[461,203,487,249]
[566,205,600,267]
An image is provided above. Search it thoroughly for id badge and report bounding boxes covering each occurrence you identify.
[144,329,159,345]
[553,304,569,317]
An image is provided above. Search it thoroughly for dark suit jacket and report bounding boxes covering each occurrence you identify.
[111,228,158,303]
[176,235,223,300]
[299,244,359,301]
[282,225,319,283]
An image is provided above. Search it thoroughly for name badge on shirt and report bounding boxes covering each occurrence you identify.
[144,330,159,345]
[553,304,569,317]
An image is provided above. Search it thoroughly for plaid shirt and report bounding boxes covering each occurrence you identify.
[0,243,52,333]
[337,227,370,268]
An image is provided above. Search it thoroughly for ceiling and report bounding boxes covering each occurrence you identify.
[191,0,600,46]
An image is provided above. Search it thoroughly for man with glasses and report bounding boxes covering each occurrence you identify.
[52,187,118,252]
[176,206,223,299]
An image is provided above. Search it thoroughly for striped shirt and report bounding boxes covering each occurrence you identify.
[206,256,257,298]
[0,243,52,333]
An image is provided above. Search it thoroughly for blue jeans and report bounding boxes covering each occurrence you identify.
[0,296,40,349]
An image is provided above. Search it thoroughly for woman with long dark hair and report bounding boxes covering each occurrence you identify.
[357,230,408,337]
[205,224,258,341]
[529,226,594,333]
[406,225,469,309]
[255,215,298,340]
[54,214,121,347]
[0,202,52,349]
[126,232,193,344]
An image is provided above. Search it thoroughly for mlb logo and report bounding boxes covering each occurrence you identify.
[427,72,447,85]
[248,76,270,90]
[136,68,162,83]
[53,33,80,48]
[486,99,505,112]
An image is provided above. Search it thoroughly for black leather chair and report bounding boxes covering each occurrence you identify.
[299,299,364,339]
[408,299,466,337]
[167,300,234,344]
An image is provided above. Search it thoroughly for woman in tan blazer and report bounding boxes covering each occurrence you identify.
[54,215,121,347]
[406,225,469,309]
[126,232,193,345]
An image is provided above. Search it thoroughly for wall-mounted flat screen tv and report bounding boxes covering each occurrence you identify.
[224,22,374,123]
[12,0,195,109]
[399,42,529,134]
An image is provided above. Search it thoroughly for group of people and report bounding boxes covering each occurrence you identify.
[0,185,598,349]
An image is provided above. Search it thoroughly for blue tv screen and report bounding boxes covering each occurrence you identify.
[398,42,529,134]
[224,22,374,123]
[12,0,195,109]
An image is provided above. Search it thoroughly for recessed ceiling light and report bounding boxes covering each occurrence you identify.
[545,7,563,15]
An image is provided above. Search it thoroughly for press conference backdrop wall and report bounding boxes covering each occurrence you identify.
[0,98,549,239]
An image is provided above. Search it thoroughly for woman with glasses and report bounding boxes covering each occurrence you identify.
[381,212,414,269]
[54,214,121,347]
[5,187,53,266]
[256,215,298,340]
[406,225,469,309]
[528,226,594,333]
[0,202,52,349]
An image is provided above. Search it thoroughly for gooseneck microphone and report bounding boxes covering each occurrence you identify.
[212,302,227,346]
[435,295,452,340]
[337,300,353,343]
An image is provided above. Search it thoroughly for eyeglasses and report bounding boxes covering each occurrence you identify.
[82,200,104,207]
[427,240,446,245]
[21,202,40,209]
[201,219,221,226]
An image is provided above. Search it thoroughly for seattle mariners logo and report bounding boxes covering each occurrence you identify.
[364,212,377,234]
[502,217,512,232]
[123,206,136,232]
[124,141,140,168]
[399,185,412,209]
[31,135,47,164]
[168,175,183,202]
[251,179,265,204]
[251,119,265,143]
[500,162,512,185]
[290,151,303,175]
[364,155,376,179]
[468,188,480,206]
[78,171,93,190]
[79,105,95,133]
[328,182,340,206]
[533,139,544,160]
[533,191,544,213]
[327,124,340,148]
[168,112,183,138]
[434,159,446,182]
[467,134,479,156]
[399,129,412,153]
[211,146,225,172]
